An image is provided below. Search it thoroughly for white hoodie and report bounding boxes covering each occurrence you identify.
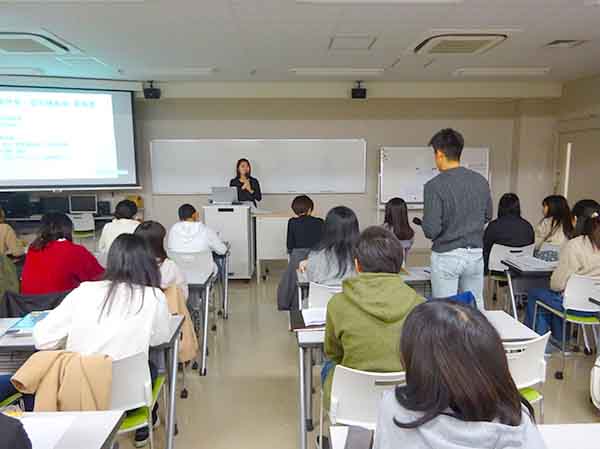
[167,221,226,256]
[374,390,547,449]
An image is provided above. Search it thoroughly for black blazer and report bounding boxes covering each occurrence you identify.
[0,413,32,449]
[229,176,262,205]
[483,215,535,273]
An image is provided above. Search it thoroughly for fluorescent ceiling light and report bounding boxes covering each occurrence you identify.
[453,67,551,77]
[298,0,463,3]
[0,67,44,75]
[290,67,385,77]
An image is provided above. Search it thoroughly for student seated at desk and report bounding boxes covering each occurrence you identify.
[322,226,423,408]
[0,207,24,257]
[277,195,324,310]
[483,193,535,273]
[534,195,573,258]
[167,204,227,258]
[374,300,546,449]
[0,413,31,449]
[572,199,600,237]
[299,206,359,286]
[382,197,414,261]
[21,213,104,295]
[135,220,188,299]
[525,204,600,341]
[33,233,170,447]
[97,199,140,259]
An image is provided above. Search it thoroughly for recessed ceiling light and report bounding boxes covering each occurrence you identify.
[290,67,385,77]
[329,35,377,51]
[453,67,551,77]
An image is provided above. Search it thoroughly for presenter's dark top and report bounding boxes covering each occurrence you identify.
[229,176,262,204]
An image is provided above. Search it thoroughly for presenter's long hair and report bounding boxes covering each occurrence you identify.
[314,206,359,277]
[235,158,252,178]
[99,234,161,319]
[393,300,534,429]
[384,197,414,241]
[30,213,74,251]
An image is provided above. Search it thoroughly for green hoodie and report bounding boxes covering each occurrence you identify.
[323,272,424,408]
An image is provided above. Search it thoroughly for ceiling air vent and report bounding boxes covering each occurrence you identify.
[414,33,507,55]
[544,40,587,49]
[0,32,75,55]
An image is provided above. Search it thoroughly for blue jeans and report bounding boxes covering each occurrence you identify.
[525,288,596,342]
[431,248,484,309]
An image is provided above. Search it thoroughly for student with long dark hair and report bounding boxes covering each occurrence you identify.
[135,221,188,299]
[383,197,414,259]
[374,300,546,449]
[229,158,262,205]
[572,199,600,237]
[534,195,573,252]
[526,203,600,341]
[323,226,423,408]
[33,234,170,447]
[21,213,104,294]
[299,206,359,285]
[483,193,535,273]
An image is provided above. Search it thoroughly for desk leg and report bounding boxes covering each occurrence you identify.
[505,271,518,319]
[224,254,230,319]
[305,348,314,432]
[298,346,307,449]
[257,258,262,285]
[200,284,210,376]
[166,335,180,449]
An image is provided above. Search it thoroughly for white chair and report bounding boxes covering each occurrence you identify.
[111,353,166,449]
[533,275,600,380]
[488,243,535,315]
[504,332,551,423]
[306,282,342,309]
[169,250,216,376]
[318,366,405,449]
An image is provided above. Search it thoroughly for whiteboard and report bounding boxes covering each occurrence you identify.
[150,139,366,194]
[379,146,489,205]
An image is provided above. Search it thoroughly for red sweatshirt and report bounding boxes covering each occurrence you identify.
[21,239,104,295]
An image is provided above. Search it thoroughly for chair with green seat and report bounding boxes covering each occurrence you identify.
[504,332,551,423]
[110,353,167,449]
[533,275,600,380]
[488,243,535,317]
[0,392,22,409]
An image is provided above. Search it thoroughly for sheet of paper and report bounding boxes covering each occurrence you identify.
[302,308,326,326]
[21,415,74,449]
[505,255,558,271]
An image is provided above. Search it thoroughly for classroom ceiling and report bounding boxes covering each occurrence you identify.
[1,0,600,83]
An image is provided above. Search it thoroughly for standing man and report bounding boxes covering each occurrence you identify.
[422,129,492,309]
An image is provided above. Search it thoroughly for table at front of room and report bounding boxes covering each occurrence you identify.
[293,310,539,449]
[0,315,184,449]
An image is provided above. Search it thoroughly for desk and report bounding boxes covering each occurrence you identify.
[295,310,537,449]
[0,315,184,449]
[502,260,553,319]
[21,411,124,449]
[331,424,600,449]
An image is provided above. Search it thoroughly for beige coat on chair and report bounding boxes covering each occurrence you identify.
[11,351,112,411]
[164,286,199,363]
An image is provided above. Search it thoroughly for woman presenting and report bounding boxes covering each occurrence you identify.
[229,158,262,206]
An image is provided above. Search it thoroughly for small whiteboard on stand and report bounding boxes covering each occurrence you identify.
[378,146,490,209]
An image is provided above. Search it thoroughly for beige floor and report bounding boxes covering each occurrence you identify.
[120,271,600,449]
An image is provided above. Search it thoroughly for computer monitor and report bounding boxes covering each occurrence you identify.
[209,187,238,204]
[40,196,69,214]
[69,195,98,214]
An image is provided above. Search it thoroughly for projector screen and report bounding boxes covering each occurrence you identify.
[0,86,138,190]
